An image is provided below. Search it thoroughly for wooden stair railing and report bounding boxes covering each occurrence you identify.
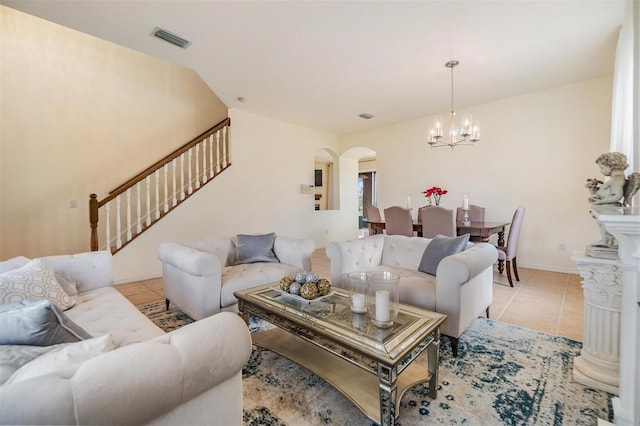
[89,118,231,254]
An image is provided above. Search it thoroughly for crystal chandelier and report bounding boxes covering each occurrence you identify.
[427,60,480,148]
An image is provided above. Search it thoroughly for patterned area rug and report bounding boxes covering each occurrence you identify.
[138,301,612,425]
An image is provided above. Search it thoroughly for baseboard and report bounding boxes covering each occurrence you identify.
[515,262,579,275]
[114,273,162,285]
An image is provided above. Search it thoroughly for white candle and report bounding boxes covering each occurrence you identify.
[375,290,390,322]
[352,293,366,309]
[407,196,412,210]
[463,194,469,210]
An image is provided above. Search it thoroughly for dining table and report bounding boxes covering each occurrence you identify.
[365,220,511,271]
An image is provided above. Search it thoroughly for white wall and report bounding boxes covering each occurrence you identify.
[340,77,613,273]
[113,109,352,282]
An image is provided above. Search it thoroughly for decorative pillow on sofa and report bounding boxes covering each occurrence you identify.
[418,234,470,276]
[0,259,75,310]
[0,344,56,384]
[5,334,114,384]
[235,233,280,264]
[0,299,92,346]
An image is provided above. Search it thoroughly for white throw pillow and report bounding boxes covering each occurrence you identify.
[5,334,114,384]
[0,259,75,310]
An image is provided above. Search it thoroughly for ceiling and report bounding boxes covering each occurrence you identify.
[3,0,625,135]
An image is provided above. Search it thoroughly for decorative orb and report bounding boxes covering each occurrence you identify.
[305,272,319,283]
[294,272,307,284]
[289,282,302,295]
[279,276,294,292]
[300,282,319,300]
[316,278,331,295]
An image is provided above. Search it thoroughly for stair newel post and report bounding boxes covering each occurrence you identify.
[89,193,99,251]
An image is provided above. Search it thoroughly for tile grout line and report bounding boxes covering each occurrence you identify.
[494,280,523,321]
[554,274,570,335]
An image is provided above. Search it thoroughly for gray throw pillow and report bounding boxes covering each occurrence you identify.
[418,234,470,276]
[235,233,280,264]
[0,299,92,346]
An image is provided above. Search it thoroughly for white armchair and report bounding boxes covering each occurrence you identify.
[157,235,315,320]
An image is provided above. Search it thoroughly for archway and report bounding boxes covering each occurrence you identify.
[314,147,339,210]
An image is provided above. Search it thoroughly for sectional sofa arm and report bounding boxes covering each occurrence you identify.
[157,243,223,277]
[436,243,498,287]
[0,313,252,426]
[273,237,315,271]
[77,312,252,425]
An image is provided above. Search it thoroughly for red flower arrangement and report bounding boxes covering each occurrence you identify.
[422,186,448,205]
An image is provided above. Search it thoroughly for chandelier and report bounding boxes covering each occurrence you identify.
[427,60,480,148]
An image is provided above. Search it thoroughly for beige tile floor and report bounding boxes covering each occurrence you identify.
[118,249,585,342]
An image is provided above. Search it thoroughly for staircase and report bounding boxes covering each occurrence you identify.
[89,118,231,254]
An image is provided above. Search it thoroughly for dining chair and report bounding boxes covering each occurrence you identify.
[419,206,456,238]
[383,206,413,237]
[365,205,382,222]
[456,205,485,223]
[496,205,526,287]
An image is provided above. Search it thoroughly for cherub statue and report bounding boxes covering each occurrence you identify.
[585,152,640,250]
[586,152,640,206]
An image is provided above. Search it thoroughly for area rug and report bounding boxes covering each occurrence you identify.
[139,301,613,425]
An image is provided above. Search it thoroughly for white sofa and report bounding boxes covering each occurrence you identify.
[0,251,252,425]
[157,235,315,320]
[326,234,498,356]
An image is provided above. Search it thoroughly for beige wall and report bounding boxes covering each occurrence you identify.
[0,6,227,259]
[341,76,613,272]
[113,109,345,282]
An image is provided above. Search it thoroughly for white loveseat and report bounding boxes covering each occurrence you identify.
[157,235,315,320]
[326,234,498,356]
[0,251,252,425]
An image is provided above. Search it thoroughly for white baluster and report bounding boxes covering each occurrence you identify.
[115,195,122,249]
[145,175,151,226]
[136,182,141,233]
[105,203,111,251]
[172,158,177,207]
[180,153,185,200]
[188,149,193,194]
[126,188,132,241]
[155,170,160,220]
[201,138,208,184]
[163,163,169,212]
[209,134,214,178]
[215,131,221,173]
[222,126,228,168]
[195,144,201,189]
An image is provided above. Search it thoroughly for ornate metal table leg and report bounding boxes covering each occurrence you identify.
[427,328,440,398]
[237,301,250,325]
[378,363,398,425]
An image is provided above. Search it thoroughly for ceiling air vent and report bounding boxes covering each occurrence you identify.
[151,27,191,49]
[359,113,374,119]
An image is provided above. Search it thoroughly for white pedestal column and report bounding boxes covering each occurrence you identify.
[571,253,621,395]
[591,207,640,426]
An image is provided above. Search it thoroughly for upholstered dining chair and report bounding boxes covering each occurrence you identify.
[365,205,382,222]
[456,205,485,223]
[383,206,413,237]
[496,205,526,287]
[419,206,456,238]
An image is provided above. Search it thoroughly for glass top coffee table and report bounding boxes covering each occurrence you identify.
[235,283,446,425]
